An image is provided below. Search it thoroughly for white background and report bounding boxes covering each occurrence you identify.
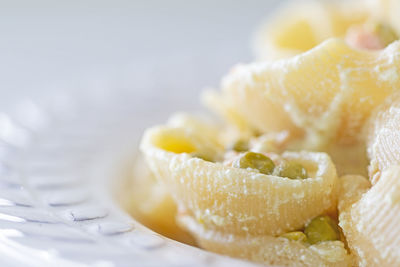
[0,0,278,122]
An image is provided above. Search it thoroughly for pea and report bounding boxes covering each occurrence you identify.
[229,139,249,152]
[304,215,340,245]
[275,161,308,180]
[371,22,398,47]
[281,231,307,242]
[234,151,275,175]
[191,152,214,162]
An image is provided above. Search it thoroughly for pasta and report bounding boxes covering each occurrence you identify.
[182,216,350,267]
[140,125,350,266]
[338,169,400,266]
[367,93,400,184]
[253,0,370,60]
[204,39,400,175]
[254,0,400,60]
[207,39,400,147]
[141,126,338,236]
[127,154,196,245]
[136,0,400,266]
[367,0,400,33]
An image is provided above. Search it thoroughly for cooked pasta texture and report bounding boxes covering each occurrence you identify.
[129,156,196,245]
[141,126,338,236]
[254,0,370,60]
[206,39,400,147]
[339,168,400,266]
[182,216,350,267]
[254,0,400,60]
[136,1,400,266]
[367,0,400,33]
[367,93,400,184]
[204,39,400,175]
[140,123,352,266]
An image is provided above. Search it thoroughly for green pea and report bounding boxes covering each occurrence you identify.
[281,231,307,242]
[234,151,275,175]
[371,22,398,47]
[304,215,340,245]
[229,139,249,152]
[191,152,214,162]
[275,161,308,180]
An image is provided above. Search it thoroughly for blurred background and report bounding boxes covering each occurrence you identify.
[0,0,279,122]
[0,0,278,109]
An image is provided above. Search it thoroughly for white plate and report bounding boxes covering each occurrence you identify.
[0,90,258,267]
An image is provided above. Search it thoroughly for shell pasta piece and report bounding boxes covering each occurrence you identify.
[135,0,400,264]
[254,0,370,60]
[368,0,400,33]
[180,215,351,267]
[140,126,339,237]
[254,0,400,60]
[207,39,400,148]
[367,93,400,184]
[338,168,400,266]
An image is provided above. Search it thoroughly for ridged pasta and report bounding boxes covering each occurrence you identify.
[367,93,400,184]
[207,39,400,148]
[180,215,351,267]
[338,168,400,266]
[129,155,196,245]
[140,126,339,237]
[136,2,400,264]
[166,113,223,148]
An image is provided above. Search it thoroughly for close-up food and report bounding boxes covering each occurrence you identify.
[3,0,400,266]
[135,0,400,266]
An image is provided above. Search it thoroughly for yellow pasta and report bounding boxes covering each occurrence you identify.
[367,0,400,33]
[140,125,353,265]
[127,154,196,245]
[339,168,400,266]
[254,0,400,60]
[211,39,400,146]
[166,113,223,148]
[204,39,400,175]
[181,214,351,267]
[141,126,338,236]
[367,93,400,184]
[136,1,400,265]
[254,0,370,60]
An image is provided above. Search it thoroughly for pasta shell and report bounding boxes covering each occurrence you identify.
[367,0,400,33]
[338,167,400,266]
[207,39,400,148]
[180,214,351,267]
[167,113,222,148]
[201,89,259,138]
[140,126,339,237]
[367,93,400,184]
[128,154,196,245]
[337,174,370,214]
[254,0,370,60]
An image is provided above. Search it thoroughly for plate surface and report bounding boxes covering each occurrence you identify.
[0,91,258,267]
